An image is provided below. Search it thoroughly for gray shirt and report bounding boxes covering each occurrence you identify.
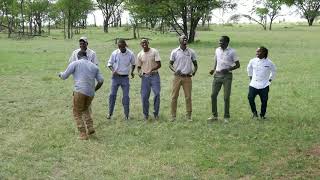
[59,58,104,97]
[170,47,197,75]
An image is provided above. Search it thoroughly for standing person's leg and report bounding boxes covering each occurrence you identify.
[141,75,151,119]
[73,92,88,140]
[121,77,130,119]
[83,95,94,134]
[108,76,120,118]
[248,86,259,117]
[223,73,233,119]
[182,77,192,119]
[151,74,161,119]
[171,76,181,120]
[211,75,223,118]
[259,86,269,118]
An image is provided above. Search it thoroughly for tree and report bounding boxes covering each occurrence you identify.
[294,0,320,26]
[96,0,123,33]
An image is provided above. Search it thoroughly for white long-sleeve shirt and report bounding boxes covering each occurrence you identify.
[69,48,99,65]
[247,57,276,89]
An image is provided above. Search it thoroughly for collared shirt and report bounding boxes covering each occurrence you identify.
[214,46,239,72]
[170,47,197,75]
[107,48,135,75]
[60,58,104,97]
[247,57,276,89]
[69,48,99,65]
[136,48,161,73]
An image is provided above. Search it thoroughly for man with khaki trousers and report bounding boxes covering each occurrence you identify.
[169,35,198,121]
[208,36,240,123]
[59,51,104,140]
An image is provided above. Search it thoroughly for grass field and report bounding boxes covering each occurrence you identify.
[0,24,320,179]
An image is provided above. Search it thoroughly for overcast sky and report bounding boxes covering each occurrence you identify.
[87,1,304,26]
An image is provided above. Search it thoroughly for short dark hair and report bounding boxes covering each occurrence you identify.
[221,36,230,43]
[259,46,268,58]
[117,38,126,44]
[77,51,87,59]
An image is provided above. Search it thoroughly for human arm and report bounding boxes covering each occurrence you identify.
[58,62,76,80]
[247,59,253,80]
[95,70,104,91]
[269,61,276,82]
[192,61,198,76]
[209,55,217,75]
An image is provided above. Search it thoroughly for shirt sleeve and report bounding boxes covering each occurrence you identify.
[136,52,142,67]
[95,68,104,83]
[68,50,77,64]
[130,53,136,65]
[247,59,253,76]
[107,53,115,67]
[191,49,197,61]
[60,62,76,80]
[232,50,239,63]
[269,61,276,80]
[170,50,175,62]
[91,52,99,65]
[154,49,161,62]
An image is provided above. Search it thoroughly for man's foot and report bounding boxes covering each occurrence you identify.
[224,118,229,123]
[252,112,258,119]
[207,116,218,122]
[260,116,266,120]
[125,116,130,121]
[88,128,95,135]
[154,115,159,121]
[186,116,192,122]
[79,132,88,140]
[143,116,149,121]
[106,114,112,120]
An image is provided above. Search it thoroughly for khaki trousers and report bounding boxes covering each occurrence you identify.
[171,75,192,118]
[73,92,94,133]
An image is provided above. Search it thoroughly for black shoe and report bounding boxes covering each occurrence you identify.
[260,116,266,120]
[252,112,258,119]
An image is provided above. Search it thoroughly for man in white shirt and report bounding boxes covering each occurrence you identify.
[169,35,198,121]
[247,46,276,119]
[208,36,240,122]
[69,37,99,65]
[59,51,104,140]
[137,39,161,121]
[106,39,136,120]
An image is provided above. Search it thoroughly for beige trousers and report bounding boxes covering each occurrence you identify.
[171,75,192,118]
[73,92,94,133]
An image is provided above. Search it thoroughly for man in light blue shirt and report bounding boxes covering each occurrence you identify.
[59,51,104,140]
[106,39,135,120]
[247,46,276,119]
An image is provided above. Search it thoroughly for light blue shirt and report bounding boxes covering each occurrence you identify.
[59,58,104,97]
[107,48,135,75]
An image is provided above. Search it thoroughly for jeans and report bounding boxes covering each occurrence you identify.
[108,75,130,118]
[141,73,161,118]
[248,86,269,117]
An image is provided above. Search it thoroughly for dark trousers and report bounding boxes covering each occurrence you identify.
[248,86,269,117]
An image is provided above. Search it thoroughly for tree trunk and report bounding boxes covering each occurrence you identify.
[308,17,315,26]
[92,13,96,27]
[48,20,50,35]
[188,17,200,43]
[67,9,71,39]
[269,19,273,30]
[133,24,137,39]
[20,0,24,34]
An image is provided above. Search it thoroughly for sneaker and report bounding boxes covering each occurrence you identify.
[154,115,159,121]
[207,116,218,122]
[224,118,229,123]
[106,114,112,120]
[79,132,88,140]
[187,116,193,122]
[252,113,258,119]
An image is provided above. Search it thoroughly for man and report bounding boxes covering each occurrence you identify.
[59,51,104,140]
[136,39,161,121]
[106,39,135,120]
[208,36,240,123]
[169,35,198,121]
[247,46,276,119]
[69,36,99,65]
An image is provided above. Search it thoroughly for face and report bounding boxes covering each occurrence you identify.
[219,38,228,49]
[79,40,87,51]
[256,48,265,59]
[140,40,149,50]
[118,42,127,53]
[179,36,188,46]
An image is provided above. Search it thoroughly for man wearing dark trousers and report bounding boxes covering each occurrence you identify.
[208,36,240,123]
[247,46,276,119]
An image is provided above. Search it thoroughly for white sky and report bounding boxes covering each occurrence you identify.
[87,1,304,26]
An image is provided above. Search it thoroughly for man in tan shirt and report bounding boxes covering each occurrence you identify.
[137,39,161,120]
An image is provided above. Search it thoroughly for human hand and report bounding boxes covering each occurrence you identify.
[174,70,182,76]
[131,72,135,79]
[209,70,214,75]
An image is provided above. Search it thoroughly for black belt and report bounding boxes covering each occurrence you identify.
[143,72,158,76]
[113,74,128,77]
[176,74,192,77]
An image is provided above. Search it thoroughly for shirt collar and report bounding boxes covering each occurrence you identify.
[178,46,189,51]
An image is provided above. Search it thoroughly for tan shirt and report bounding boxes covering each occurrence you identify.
[136,48,161,73]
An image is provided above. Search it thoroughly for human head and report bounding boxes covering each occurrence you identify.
[79,37,88,51]
[140,38,149,51]
[117,39,127,53]
[256,46,268,59]
[77,50,87,60]
[219,36,230,50]
[179,35,188,46]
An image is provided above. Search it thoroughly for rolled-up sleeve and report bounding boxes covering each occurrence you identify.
[170,51,175,62]
[191,49,197,61]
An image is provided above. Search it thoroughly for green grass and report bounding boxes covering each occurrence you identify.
[0,24,320,179]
